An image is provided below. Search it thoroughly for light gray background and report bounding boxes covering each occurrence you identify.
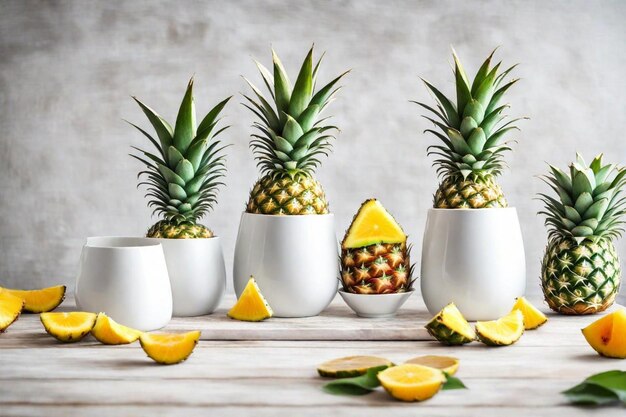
[1,0,625,303]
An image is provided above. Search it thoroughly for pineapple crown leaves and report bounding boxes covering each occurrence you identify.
[128,77,231,225]
[538,153,626,242]
[414,47,526,181]
[243,45,349,179]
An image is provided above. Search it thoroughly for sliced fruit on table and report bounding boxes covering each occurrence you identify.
[1,285,66,313]
[582,309,626,359]
[475,309,524,346]
[0,290,24,332]
[340,199,414,294]
[404,355,459,375]
[425,303,476,345]
[91,312,142,345]
[40,312,97,343]
[228,277,273,321]
[318,356,394,378]
[511,296,548,330]
[378,363,446,402]
[139,331,201,365]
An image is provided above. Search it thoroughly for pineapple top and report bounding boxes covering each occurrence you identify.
[129,78,230,225]
[417,49,523,181]
[244,47,348,180]
[539,154,626,242]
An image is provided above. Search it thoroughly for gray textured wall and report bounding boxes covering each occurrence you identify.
[1,0,625,302]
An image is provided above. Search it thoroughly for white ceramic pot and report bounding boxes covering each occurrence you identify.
[75,237,172,331]
[233,213,339,317]
[339,290,414,318]
[420,208,526,321]
[151,237,226,317]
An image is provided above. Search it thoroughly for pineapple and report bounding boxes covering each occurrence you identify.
[416,49,524,208]
[538,154,626,315]
[129,78,230,238]
[341,199,414,294]
[243,47,348,215]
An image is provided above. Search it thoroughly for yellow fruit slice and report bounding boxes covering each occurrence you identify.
[2,285,66,313]
[40,312,97,342]
[228,277,273,321]
[317,356,393,378]
[342,199,406,248]
[405,355,459,375]
[476,310,524,346]
[0,290,24,332]
[139,331,201,365]
[425,303,476,345]
[511,297,548,330]
[378,364,446,402]
[582,309,626,359]
[91,312,142,345]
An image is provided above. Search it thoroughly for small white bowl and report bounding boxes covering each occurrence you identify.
[338,290,414,318]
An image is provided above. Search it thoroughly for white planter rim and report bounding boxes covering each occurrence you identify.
[240,212,334,219]
[146,236,221,242]
[85,236,161,249]
[427,207,518,212]
[338,289,415,297]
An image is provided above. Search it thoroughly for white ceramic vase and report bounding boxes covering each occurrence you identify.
[233,213,339,317]
[420,208,526,321]
[152,237,226,317]
[75,237,172,331]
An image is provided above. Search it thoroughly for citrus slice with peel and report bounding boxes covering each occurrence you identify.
[425,303,475,345]
[228,277,273,321]
[476,309,524,346]
[2,285,66,313]
[40,312,97,342]
[404,355,459,375]
[91,312,142,345]
[378,364,446,402]
[0,290,24,332]
[139,331,200,365]
[511,297,547,330]
[317,355,394,378]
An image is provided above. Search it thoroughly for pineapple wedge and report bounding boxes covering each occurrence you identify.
[91,312,142,345]
[405,355,459,375]
[317,355,393,378]
[476,310,524,346]
[2,285,66,313]
[140,331,200,365]
[40,312,97,342]
[425,303,475,345]
[228,277,273,321]
[511,297,548,330]
[0,290,24,332]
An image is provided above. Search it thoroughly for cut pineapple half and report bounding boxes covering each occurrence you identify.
[228,277,273,321]
[511,296,548,330]
[91,312,142,345]
[40,312,97,342]
[582,309,626,359]
[405,355,459,375]
[378,364,446,402]
[342,199,406,248]
[0,290,24,332]
[425,303,475,345]
[317,355,393,378]
[140,331,201,365]
[476,310,524,346]
[1,285,66,313]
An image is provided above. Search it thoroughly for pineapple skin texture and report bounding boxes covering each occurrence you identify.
[146,220,213,239]
[341,243,411,294]
[434,175,507,208]
[246,174,329,215]
[541,236,621,315]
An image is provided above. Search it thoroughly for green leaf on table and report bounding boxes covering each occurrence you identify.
[562,370,626,406]
[322,365,388,396]
[442,372,467,390]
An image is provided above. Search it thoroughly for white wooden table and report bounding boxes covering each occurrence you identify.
[1,293,624,416]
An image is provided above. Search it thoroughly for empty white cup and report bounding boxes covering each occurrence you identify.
[75,237,172,331]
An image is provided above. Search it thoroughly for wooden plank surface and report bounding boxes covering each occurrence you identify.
[1,295,625,417]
